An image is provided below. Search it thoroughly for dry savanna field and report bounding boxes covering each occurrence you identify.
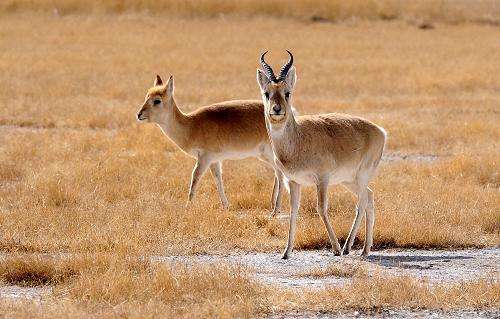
[0,1,499,318]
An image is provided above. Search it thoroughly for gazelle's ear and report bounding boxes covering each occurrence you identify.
[165,75,174,96]
[257,69,270,91]
[154,75,163,86]
[285,66,296,89]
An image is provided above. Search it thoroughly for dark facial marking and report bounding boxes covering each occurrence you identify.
[269,90,287,114]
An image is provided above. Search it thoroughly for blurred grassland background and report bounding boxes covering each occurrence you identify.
[1,0,500,25]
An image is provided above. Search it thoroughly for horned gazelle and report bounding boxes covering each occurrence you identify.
[137,75,284,212]
[256,51,386,258]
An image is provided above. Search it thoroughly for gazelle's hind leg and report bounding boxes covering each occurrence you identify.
[210,162,229,209]
[362,187,375,255]
[317,177,342,255]
[341,181,368,255]
[343,137,383,255]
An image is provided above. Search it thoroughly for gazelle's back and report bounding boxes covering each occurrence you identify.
[274,113,386,179]
[186,100,268,154]
[298,113,385,156]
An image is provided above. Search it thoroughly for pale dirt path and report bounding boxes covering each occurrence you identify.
[0,286,51,301]
[157,248,499,289]
[269,309,500,319]
[161,248,499,318]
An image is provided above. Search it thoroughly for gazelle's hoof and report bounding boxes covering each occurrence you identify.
[281,251,291,260]
[332,244,343,256]
[342,243,352,255]
[268,209,281,218]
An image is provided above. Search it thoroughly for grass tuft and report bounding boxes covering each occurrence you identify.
[296,262,368,278]
[0,255,79,287]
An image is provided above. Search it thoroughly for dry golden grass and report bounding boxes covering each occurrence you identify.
[295,262,368,279]
[0,3,499,316]
[0,254,270,318]
[288,275,500,312]
[0,255,78,287]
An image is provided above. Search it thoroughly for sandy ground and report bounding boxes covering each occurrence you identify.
[158,248,499,288]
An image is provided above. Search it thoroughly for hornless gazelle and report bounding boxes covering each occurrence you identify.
[256,51,387,259]
[137,75,284,212]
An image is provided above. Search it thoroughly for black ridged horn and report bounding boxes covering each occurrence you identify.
[260,51,278,83]
[278,50,294,81]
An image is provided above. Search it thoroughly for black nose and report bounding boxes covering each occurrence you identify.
[272,105,282,113]
[137,110,143,120]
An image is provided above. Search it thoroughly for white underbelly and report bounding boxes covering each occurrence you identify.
[281,167,357,186]
[214,148,261,161]
[284,170,317,186]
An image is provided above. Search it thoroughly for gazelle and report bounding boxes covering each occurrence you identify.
[256,51,386,259]
[137,75,283,215]
[137,75,284,212]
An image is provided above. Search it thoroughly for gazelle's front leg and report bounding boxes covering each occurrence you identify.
[282,181,300,259]
[187,155,210,206]
[210,162,229,209]
[316,177,342,255]
[270,169,284,217]
[257,147,284,217]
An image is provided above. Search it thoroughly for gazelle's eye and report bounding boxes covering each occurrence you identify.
[153,99,161,105]
[264,92,269,99]
[285,92,291,99]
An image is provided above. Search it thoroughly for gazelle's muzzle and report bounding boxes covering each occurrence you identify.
[269,104,286,122]
[137,107,148,121]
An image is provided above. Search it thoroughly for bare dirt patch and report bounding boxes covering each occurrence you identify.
[157,248,499,289]
[270,309,500,319]
[3,248,497,299]
[158,248,499,318]
[382,152,442,162]
[0,285,50,301]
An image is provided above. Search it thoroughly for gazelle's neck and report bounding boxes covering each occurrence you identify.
[268,110,299,153]
[157,99,191,149]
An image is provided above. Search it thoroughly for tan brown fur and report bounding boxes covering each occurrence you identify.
[183,101,268,154]
[138,75,283,212]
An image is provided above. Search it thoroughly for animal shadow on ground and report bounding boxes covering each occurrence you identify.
[365,253,473,270]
